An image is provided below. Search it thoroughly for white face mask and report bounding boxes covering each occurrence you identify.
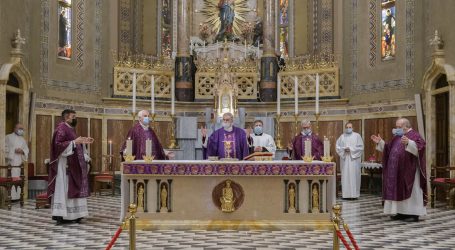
[15,129,24,136]
[222,122,232,130]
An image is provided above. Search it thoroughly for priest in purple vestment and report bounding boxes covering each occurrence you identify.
[288,120,323,160]
[48,109,93,224]
[120,110,166,160]
[371,118,427,222]
[202,112,249,160]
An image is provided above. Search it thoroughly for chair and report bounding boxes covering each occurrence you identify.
[35,192,50,209]
[94,156,115,196]
[0,164,25,210]
[430,164,455,208]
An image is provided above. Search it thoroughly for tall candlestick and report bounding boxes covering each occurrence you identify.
[244,40,247,58]
[132,72,137,113]
[171,76,175,115]
[277,76,281,115]
[315,73,320,114]
[145,139,152,157]
[126,137,133,156]
[294,76,298,115]
[108,140,113,164]
[323,136,330,157]
[304,138,312,157]
[151,75,155,114]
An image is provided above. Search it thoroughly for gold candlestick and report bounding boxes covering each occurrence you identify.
[150,113,157,131]
[294,114,300,136]
[131,111,137,125]
[275,114,284,149]
[167,114,179,149]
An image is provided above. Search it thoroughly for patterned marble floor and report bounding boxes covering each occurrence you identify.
[0,194,454,249]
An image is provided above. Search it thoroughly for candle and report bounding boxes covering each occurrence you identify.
[304,138,312,157]
[244,40,247,58]
[132,72,137,114]
[323,136,330,157]
[294,76,298,115]
[277,76,281,115]
[315,73,320,114]
[145,139,152,157]
[108,140,113,164]
[171,76,175,115]
[126,137,133,156]
[151,75,155,114]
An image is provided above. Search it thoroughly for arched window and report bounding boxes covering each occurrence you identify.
[381,0,396,61]
[58,0,72,60]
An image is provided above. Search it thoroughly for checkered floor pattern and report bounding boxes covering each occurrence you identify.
[0,194,454,249]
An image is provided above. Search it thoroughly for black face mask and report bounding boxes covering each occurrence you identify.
[69,118,77,127]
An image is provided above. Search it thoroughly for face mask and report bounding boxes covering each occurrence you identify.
[69,118,77,127]
[15,129,24,136]
[393,128,404,137]
[345,128,353,134]
[253,126,263,135]
[222,122,232,130]
[303,129,311,135]
[143,117,150,125]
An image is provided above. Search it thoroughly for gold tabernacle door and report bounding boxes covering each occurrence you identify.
[120,160,336,230]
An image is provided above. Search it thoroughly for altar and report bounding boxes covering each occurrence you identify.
[120,160,336,229]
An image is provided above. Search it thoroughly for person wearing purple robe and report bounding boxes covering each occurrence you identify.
[371,118,427,222]
[48,109,93,224]
[288,120,323,160]
[202,112,249,160]
[120,110,166,160]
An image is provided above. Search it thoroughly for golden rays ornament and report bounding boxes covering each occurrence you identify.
[201,0,251,38]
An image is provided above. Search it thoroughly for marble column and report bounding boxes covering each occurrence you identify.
[175,0,194,101]
[260,0,278,102]
[0,82,5,166]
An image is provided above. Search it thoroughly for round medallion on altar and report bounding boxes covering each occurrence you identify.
[212,179,244,213]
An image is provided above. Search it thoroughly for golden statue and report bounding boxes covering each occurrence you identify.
[137,185,144,211]
[220,180,236,212]
[160,185,168,210]
[289,185,296,210]
[312,184,319,213]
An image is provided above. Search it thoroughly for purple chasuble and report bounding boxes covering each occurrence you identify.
[120,122,166,160]
[48,122,90,199]
[382,129,427,204]
[207,126,249,160]
[291,133,323,160]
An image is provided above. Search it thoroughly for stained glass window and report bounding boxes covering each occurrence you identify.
[279,0,289,57]
[58,0,72,60]
[161,0,172,56]
[381,0,396,60]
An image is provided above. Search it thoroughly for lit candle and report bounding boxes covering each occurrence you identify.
[171,76,175,115]
[126,137,133,156]
[151,75,155,114]
[277,76,281,115]
[294,76,298,115]
[304,138,312,157]
[108,140,113,164]
[132,72,137,114]
[145,139,152,157]
[323,136,330,157]
[315,73,320,114]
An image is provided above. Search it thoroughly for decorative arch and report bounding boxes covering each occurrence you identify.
[422,31,455,188]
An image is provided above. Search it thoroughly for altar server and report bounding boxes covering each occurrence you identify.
[5,123,29,200]
[246,120,277,158]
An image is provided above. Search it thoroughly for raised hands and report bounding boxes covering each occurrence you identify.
[370,134,382,144]
[74,136,94,144]
[201,126,207,137]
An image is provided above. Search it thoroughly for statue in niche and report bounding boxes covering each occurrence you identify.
[160,184,168,212]
[288,184,296,211]
[220,180,235,212]
[137,184,144,211]
[312,184,319,213]
[215,0,235,42]
[253,18,263,47]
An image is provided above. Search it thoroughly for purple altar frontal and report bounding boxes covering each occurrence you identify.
[122,160,335,176]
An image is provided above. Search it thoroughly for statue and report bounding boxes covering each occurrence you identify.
[137,185,144,211]
[160,185,168,211]
[312,184,319,213]
[220,180,235,212]
[289,185,296,210]
[215,0,235,42]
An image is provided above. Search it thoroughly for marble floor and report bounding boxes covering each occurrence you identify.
[0,194,454,249]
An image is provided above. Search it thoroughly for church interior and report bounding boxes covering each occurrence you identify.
[1,0,455,249]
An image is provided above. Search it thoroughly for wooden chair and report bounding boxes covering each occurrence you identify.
[430,164,455,208]
[0,164,25,210]
[94,155,115,196]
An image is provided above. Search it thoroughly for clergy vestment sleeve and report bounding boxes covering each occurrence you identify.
[61,141,75,159]
[265,135,277,154]
[405,140,419,157]
[202,136,208,148]
[349,134,364,159]
[376,139,385,152]
[335,136,346,159]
